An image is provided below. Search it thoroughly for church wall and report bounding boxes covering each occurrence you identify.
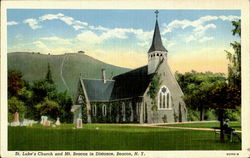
[142,59,187,123]
[156,60,187,122]
[143,93,175,123]
[89,99,139,123]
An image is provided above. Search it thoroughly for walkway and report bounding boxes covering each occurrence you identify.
[113,121,242,133]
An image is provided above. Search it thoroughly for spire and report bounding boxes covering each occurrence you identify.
[148,10,167,53]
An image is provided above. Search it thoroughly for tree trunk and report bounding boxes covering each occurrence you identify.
[199,105,205,121]
[218,109,224,142]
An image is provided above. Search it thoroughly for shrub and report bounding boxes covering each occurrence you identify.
[225,108,241,121]
[204,109,217,120]
[187,108,199,121]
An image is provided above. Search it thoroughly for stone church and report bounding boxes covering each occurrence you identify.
[71,12,187,124]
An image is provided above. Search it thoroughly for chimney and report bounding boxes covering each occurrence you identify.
[101,68,106,83]
[110,72,114,80]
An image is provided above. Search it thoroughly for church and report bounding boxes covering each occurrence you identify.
[71,11,187,124]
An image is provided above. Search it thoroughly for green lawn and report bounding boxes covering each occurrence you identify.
[8,124,241,150]
[160,122,241,130]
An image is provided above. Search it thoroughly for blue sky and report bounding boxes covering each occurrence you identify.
[7,9,240,73]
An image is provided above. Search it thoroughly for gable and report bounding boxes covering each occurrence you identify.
[111,65,155,100]
[156,59,184,97]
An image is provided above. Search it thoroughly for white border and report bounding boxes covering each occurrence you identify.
[1,0,250,158]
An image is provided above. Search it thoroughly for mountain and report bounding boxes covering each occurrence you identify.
[8,52,130,96]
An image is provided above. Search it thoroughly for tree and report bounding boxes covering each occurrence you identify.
[35,97,59,120]
[209,83,240,142]
[32,80,56,103]
[8,70,24,97]
[176,71,226,120]
[45,63,54,84]
[8,97,26,122]
[56,91,73,123]
[225,19,241,88]
[147,74,162,123]
[210,19,242,142]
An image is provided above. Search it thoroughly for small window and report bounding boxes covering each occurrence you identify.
[102,104,107,116]
[92,104,97,116]
[157,53,159,56]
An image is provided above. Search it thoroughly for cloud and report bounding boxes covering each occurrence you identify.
[162,15,239,44]
[162,15,239,35]
[23,18,41,29]
[60,16,74,25]
[194,23,216,36]
[185,35,196,42]
[39,13,64,21]
[162,38,175,48]
[73,25,84,30]
[33,40,49,51]
[7,21,18,26]
[87,49,147,69]
[76,30,102,44]
[24,13,89,31]
[40,36,72,45]
[199,36,214,43]
[22,13,154,47]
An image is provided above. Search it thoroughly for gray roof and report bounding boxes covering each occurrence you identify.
[80,66,154,102]
[148,20,168,53]
[81,79,115,102]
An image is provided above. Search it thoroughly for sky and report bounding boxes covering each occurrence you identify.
[7,9,240,74]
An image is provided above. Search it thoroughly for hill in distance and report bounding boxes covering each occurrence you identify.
[8,52,130,97]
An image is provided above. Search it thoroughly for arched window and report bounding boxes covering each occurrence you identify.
[92,104,97,116]
[122,103,126,121]
[158,86,171,110]
[129,102,133,122]
[102,104,107,116]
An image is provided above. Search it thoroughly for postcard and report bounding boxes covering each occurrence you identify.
[1,0,250,158]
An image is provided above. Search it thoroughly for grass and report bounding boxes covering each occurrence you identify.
[8,124,241,150]
[160,121,241,130]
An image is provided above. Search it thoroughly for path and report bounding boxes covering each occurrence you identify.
[60,54,70,92]
[111,121,242,133]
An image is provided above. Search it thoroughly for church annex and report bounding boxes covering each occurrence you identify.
[71,12,187,124]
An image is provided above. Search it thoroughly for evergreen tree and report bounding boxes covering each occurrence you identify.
[45,63,54,84]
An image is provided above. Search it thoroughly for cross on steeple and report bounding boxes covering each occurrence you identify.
[155,10,159,19]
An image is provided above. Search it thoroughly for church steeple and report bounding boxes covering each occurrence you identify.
[148,10,167,53]
[147,10,168,75]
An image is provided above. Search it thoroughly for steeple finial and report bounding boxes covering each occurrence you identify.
[155,10,159,19]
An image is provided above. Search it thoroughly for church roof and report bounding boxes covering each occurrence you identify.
[80,66,155,102]
[111,65,155,100]
[148,20,168,53]
[81,79,115,102]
